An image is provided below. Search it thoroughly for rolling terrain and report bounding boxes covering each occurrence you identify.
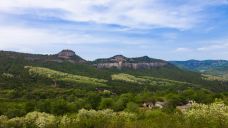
[0,50,228,128]
[171,60,228,80]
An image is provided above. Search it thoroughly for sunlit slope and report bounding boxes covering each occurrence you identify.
[25,66,107,86]
[112,73,194,85]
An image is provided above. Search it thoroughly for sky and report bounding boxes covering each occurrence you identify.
[0,0,228,61]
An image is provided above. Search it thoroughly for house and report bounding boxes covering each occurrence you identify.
[142,101,166,109]
[155,101,166,108]
[143,102,154,109]
[176,101,194,112]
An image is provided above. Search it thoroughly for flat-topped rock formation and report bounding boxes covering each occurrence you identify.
[93,55,169,70]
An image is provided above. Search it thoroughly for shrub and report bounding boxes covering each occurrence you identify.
[184,101,228,128]
[7,117,24,128]
[0,115,8,128]
[125,102,139,113]
[24,111,58,128]
[59,109,136,128]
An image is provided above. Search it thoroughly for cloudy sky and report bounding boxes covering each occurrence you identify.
[0,0,228,60]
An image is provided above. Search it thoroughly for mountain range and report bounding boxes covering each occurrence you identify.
[171,60,228,77]
[1,49,227,91]
[2,49,228,76]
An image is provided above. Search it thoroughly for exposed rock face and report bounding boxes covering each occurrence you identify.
[96,62,167,69]
[58,49,76,59]
[94,55,168,70]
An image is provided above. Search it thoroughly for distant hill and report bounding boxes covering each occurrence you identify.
[170,60,228,77]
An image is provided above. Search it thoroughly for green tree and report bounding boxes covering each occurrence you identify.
[125,102,139,113]
[99,98,113,109]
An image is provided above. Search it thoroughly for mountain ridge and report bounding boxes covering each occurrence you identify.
[1,50,172,70]
[93,55,170,70]
[0,49,86,64]
[0,49,206,84]
[170,60,228,77]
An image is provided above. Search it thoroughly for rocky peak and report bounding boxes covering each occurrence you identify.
[58,49,76,59]
[111,55,127,62]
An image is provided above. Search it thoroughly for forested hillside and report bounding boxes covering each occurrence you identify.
[0,50,228,128]
[171,60,228,79]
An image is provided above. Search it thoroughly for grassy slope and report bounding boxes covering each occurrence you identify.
[111,73,199,92]
[25,66,107,86]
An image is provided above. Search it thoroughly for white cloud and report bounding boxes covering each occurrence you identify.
[0,25,150,51]
[0,0,228,60]
[0,0,227,30]
[0,25,108,50]
[197,40,228,51]
[175,47,192,52]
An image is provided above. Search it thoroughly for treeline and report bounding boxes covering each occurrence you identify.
[0,88,226,118]
[0,102,228,128]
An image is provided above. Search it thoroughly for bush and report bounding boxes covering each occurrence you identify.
[0,115,8,128]
[7,117,24,128]
[125,102,139,113]
[0,102,228,128]
[184,101,228,128]
[99,98,113,109]
[24,111,58,128]
[59,109,136,128]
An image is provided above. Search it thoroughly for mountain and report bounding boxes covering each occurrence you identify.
[170,60,228,72]
[93,55,170,69]
[0,49,225,91]
[170,60,228,77]
[57,49,86,63]
[0,49,86,64]
[1,49,228,122]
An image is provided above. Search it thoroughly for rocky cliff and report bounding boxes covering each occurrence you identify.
[58,49,76,59]
[93,55,168,70]
[55,49,86,63]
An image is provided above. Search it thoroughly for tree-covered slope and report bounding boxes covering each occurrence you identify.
[0,50,226,91]
[171,60,228,71]
[1,50,228,126]
[171,60,228,79]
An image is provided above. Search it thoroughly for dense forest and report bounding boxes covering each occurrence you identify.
[0,51,228,128]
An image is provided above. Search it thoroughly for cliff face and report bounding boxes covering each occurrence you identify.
[96,62,167,69]
[55,49,86,63]
[58,49,76,59]
[0,50,169,69]
[93,55,168,70]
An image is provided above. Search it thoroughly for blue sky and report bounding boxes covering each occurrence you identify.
[0,0,228,60]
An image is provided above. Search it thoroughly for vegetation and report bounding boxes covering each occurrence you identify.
[1,51,228,127]
[202,74,228,81]
[112,73,196,87]
[0,102,227,128]
[171,60,228,80]
[25,66,107,86]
